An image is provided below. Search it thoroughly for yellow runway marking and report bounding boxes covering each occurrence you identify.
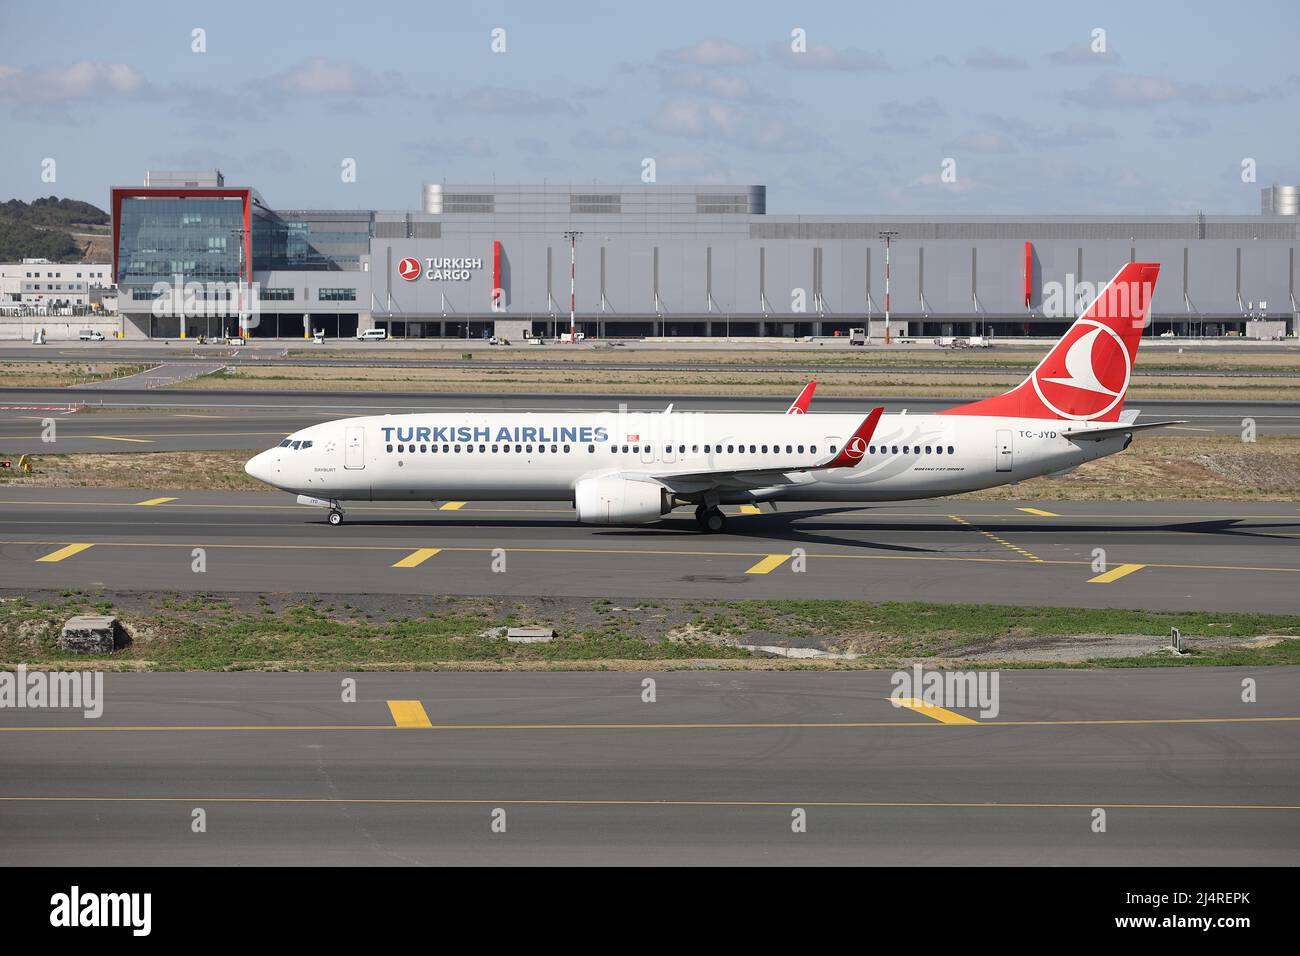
[86,435,153,444]
[35,542,94,563]
[134,497,176,506]
[1089,563,1147,583]
[439,501,466,511]
[746,553,792,574]
[171,414,225,419]
[1017,507,1059,517]
[0,539,1296,576]
[738,504,762,515]
[0,796,1293,811]
[2,716,1295,733]
[4,500,1300,522]
[386,700,433,728]
[891,697,979,724]
[949,514,1044,562]
[391,547,441,568]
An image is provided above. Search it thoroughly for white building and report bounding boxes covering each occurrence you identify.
[0,259,115,308]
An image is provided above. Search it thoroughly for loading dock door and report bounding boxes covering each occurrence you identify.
[344,426,365,470]
[995,429,1013,472]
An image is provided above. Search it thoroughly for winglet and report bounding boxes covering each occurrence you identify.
[821,407,884,469]
[787,381,818,415]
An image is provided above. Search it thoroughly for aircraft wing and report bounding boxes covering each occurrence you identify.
[1061,420,1188,441]
[652,407,883,490]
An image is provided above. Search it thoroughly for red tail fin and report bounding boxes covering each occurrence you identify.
[940,262,1160,422]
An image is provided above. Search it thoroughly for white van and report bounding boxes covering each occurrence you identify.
[78,329,105,341]
[355,328,388,341]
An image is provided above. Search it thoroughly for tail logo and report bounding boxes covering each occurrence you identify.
[846,436,868,459]
[1030,319,1131,421]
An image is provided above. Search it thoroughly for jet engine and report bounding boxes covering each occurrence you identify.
[574,476,670,525]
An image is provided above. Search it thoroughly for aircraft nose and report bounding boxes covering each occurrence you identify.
[244,450,274,485]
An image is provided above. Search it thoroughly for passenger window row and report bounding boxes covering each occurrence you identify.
[868,444,955,455]
[387,443,577,454]
[381,442,956,457]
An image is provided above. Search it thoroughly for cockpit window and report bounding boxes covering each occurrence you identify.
[301,441,312,449]
[290,441,302,449]
[279,439,292,447]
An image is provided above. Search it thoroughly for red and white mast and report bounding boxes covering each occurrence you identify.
[563,230,581,343]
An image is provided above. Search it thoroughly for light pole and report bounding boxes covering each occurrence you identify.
[562,230,581,343]
[230,226,248,339]
[879,230,898,345]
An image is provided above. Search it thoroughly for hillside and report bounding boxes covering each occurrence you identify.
[0,196,111,263]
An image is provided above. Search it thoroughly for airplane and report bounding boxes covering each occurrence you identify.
[787,381,817,414]
[245,262,1181,532]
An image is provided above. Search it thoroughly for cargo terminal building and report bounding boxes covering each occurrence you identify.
[112,171,1300,340]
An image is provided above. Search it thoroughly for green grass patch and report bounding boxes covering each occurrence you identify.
[2,595,1295,670]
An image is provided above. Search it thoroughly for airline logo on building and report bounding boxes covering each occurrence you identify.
[395,256,484,281]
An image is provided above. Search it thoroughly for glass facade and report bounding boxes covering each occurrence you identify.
[253,214,370,272]
[116,197,248,286]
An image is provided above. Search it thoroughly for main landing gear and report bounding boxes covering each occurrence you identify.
[694,504,727,533]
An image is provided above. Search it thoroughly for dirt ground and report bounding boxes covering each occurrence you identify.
[0,361,141,387]
[171,363,1300,401]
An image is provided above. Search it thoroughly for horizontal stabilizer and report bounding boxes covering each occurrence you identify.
[1062,420,1187,441]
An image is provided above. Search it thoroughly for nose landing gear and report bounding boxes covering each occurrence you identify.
[328,509,344,526]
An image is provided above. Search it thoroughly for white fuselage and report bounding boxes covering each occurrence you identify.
[245,410,1127,506]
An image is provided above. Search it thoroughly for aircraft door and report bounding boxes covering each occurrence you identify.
[344,426,365,470]
[995,429,1013,472]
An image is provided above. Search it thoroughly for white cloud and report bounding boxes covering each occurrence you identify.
[1064,72,1264,108]
[769,42,891,72]
[650,97,824,152]
[571,127,643,150]
[0,60,147,102]
[887,171,986,203]
[401,137,493,161]
[438,85,581,116]
[880,97,947,122]
[660,39,756,67]
[268,57,398,97]
[965,48,1029,70]
[1046,41,1122,66]
[663,69,767,102]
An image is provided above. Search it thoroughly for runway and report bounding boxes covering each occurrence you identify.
[0,669,1295,865]
[3,388,1297,452]
[2,490,1297,611]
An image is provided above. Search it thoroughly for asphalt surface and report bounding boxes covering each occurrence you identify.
[1,669,1295,865]
[3,388,1296,452]
[2,490,1297,612]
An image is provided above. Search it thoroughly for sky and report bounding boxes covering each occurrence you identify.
[1,0,1297,216]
